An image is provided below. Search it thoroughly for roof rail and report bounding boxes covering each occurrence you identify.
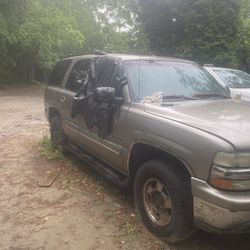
[203,64,214,67]
[94,51,107,55]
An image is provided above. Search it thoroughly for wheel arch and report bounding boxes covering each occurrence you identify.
[127,142,194,182]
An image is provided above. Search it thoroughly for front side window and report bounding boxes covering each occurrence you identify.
[48,59,72,86]
[93,56,127,96]
[214,69,250,89]
[124,60,229,101]
[66,59,91,93]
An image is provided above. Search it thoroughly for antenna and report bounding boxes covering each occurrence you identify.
[138,41,142,102]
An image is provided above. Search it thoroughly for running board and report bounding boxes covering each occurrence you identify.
[65,142,131,188]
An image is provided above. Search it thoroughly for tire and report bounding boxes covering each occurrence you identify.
[134,159,194,243]
[50,115,67,151]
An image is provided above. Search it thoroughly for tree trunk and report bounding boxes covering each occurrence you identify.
[29,63,36,81]
[28,43,40,81]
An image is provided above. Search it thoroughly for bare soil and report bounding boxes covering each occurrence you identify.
[0,83,249,250]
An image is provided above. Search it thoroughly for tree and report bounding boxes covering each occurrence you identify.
[137,0,240,67]
[2,0,246,82]
[0,0,146,82]
[86,0,149,53]
[0,0,27,81]
[238,0,250,72]
[16,0,85,80]
[0,13,12,80]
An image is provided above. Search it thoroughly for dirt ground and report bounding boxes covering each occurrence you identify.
[0,83,249,250]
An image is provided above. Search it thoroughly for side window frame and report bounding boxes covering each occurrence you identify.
[122,61,137,102]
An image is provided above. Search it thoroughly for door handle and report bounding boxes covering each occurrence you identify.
[60,96,66,103]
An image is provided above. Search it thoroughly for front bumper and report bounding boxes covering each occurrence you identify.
[192,177,250,233]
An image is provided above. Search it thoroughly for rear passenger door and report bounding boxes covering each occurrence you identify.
[46,59,75,134]
[60,59,91,143]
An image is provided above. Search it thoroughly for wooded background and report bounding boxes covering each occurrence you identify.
[0,0,249,82]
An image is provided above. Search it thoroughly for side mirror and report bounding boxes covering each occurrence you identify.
[224,86,231,97]
[94,87,123,104]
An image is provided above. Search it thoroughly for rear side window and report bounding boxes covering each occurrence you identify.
[48,59,72,86]
[66,59,91,93]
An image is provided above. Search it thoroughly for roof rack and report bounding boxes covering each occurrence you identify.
[203,64,214,67]
[94,51,107,55]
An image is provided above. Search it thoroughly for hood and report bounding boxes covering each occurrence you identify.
[230,88,250,101]
[144,99,250,150]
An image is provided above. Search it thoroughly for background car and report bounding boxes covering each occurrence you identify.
[204,66,250,101]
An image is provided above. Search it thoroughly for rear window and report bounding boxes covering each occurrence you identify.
[48,59,72,86]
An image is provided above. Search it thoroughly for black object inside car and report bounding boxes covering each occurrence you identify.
[71,55,126,138]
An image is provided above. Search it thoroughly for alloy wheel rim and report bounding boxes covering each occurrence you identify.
[143,178,172,226]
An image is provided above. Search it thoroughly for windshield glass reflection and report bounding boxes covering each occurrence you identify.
[125,61,229,101]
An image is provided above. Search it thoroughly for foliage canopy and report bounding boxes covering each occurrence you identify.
[0,0,249,82]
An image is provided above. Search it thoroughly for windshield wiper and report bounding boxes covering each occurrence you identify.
[143,93,195,103]
[192,93,229,99]
[162,95,196,101]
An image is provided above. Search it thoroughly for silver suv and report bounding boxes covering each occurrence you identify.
[204,66,250,101]
[44,54,250,242]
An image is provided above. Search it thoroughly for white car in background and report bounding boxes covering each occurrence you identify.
[204,66,250,101]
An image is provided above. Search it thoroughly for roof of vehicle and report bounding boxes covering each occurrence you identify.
[64,53,196,64]
[204,66,240,71]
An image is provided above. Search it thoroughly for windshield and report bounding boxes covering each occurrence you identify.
[214,69,250,89]
[124,60,229,101]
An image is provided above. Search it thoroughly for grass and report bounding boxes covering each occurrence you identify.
[38,135,66,161]
[112,218,141,249]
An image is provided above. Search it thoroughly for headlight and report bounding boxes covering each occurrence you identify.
[209,152,250,191]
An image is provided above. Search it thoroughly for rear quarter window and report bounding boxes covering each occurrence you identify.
[48,59,72,86]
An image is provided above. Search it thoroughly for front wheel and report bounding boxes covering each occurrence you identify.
[50,115,66,151]
[134,159,194,243]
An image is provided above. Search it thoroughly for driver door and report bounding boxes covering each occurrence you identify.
[77,60,130,172]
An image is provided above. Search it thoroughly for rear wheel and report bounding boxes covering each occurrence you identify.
[134,159,194,243]
[50,115,66,151]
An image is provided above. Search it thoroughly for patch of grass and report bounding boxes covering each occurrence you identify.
[111,220,140,249]
[39,135,66,161]
[125,220,140,242]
